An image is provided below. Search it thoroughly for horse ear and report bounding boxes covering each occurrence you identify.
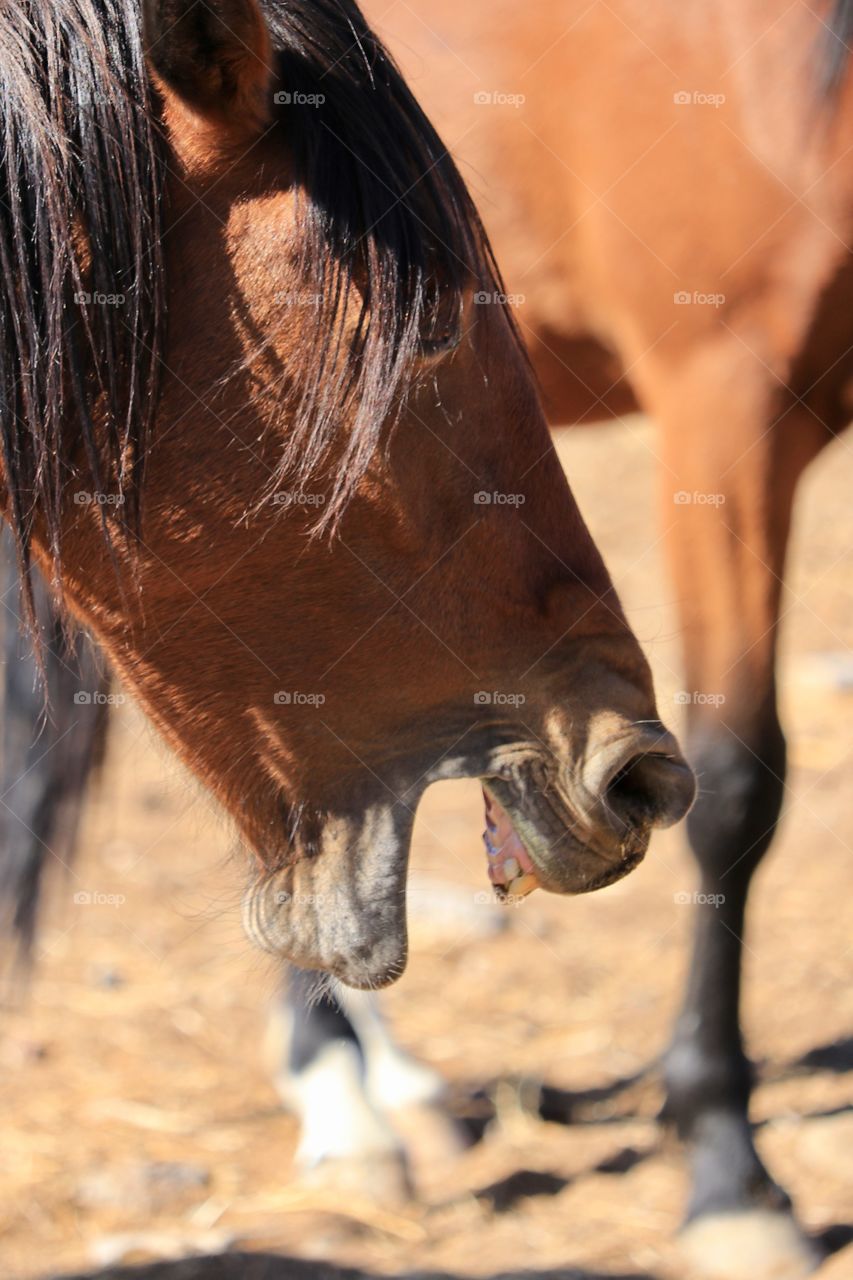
[144,0,273,143]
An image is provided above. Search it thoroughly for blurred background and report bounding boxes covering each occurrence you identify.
[1,418,851,1280]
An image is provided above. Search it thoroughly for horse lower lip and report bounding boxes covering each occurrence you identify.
[482,776,650,895]
[585,846,645,890]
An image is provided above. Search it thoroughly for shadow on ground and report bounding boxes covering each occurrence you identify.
[43,1038,852,1280]
[793,1035,853,1075]
[470,1146,652,1215]
[52,1260,656,1280]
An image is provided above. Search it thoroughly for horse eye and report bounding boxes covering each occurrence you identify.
[419,328,461,360]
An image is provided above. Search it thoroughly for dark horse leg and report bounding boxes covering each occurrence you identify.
[0,531,108,961]
[655,375,836,1274]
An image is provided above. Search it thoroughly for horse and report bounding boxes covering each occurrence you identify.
[0,0,695,1178]
[360,0,853,1272]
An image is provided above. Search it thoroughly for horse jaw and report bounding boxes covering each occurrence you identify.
[242,802,415,989]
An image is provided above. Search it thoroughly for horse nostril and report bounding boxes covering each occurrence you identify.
[605,749,695,832]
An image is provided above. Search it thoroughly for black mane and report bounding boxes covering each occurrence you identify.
[263,0,505,522]
[0,0,163,623]
[0,0,507,623]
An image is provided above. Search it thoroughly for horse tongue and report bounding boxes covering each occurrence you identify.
[482,786,539,899]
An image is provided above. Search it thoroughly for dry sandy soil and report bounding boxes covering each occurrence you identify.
[0,420,851,1280]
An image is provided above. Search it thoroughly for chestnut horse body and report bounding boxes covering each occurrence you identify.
[366,0,853,1269]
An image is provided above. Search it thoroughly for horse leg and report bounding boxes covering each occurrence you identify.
[265,966,412,1200]
[655,385,832,1276]
[336,984,470,1170]
[336,986,448,1112]
[0,534,108,960]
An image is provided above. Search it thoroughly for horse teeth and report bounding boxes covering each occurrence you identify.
[502,856,520,882]
[507,872,538,898]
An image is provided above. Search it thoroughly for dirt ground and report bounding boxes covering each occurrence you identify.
[0,419,851,1280]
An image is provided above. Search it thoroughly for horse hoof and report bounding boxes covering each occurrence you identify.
[679,1210,824,1280]
[299,1148,414,1205]
[388,1100,471,1183]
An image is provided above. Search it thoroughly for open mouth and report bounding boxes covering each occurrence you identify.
[244,777,649,991]
[244,735,692,990]
[480,773,650,899]
[482,784,541,899]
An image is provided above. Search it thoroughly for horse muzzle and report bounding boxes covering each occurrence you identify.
[482,723,695,897]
